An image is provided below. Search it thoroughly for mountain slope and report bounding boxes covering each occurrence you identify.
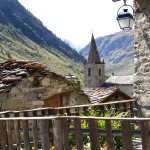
[64,39,82,52]
[0,0,84,62]
[80,30,134,75]
[0,0,85,81]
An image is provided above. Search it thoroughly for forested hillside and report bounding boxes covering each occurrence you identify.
[0,0,84,80]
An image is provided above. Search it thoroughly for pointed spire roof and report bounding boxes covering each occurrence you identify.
[87,33,101,64]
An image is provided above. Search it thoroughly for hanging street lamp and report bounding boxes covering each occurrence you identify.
[113,0,135,30]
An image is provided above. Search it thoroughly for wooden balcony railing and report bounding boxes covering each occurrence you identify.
[0,116,150,150]
[54,99,135,117]
[0,99,135,118]
[0,99,140,150]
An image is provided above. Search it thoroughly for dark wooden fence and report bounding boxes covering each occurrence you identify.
[0,116,150,150]
[0,99,144,150]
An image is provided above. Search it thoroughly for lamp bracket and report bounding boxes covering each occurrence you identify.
[117,3,134,18]
[123,0,127,5]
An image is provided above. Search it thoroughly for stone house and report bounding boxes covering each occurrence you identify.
[0,59,89,110]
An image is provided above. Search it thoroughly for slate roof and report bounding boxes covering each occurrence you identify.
[83,87,118,104]
[0,59,67,94]
[105,75,133,85]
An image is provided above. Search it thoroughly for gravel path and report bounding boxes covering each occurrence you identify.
[133,138,142,150]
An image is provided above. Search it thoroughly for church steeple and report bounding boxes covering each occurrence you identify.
[87,33,101,64]
[84,33,105,88]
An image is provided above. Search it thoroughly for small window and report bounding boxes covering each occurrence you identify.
[99,68,101,76]
[88,68,91,76]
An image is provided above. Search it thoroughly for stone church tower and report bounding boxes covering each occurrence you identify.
[84,33,105,88]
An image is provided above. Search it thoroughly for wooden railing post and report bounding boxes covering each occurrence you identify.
[61,118,70,150]
[52,118,64,150]
[123,103,127,113]
[22,120,30,150]
[40,119,50,150]
[129,102,134,117]
[14,120,21,150]
[31,120,38,150]
[52,118,70,150]
[0,120,7,150]
[89,119,100,150]
[6,120,13,150]
[141,121,150,150]
[74,119,84,150]
[121,121,133,150]
[115,104,119,113]
[105,120,115,150]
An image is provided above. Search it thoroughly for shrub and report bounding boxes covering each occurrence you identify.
[68,107,130,150]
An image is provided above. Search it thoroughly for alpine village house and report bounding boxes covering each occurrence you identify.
[0,60,90,110]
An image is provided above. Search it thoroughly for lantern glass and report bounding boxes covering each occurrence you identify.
[118,17,134,30]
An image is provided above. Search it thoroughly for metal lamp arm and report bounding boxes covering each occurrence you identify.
[124,0,127,5]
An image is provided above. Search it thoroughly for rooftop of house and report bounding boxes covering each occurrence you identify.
[83,87,131,104]
[0,59,75,94]
[105,75,134,85]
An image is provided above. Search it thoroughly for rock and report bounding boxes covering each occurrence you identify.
[31,101,44,106]
[26,92,38,101]
[41,77,50,87]
[27,76,34,82]
[10,87,21,94]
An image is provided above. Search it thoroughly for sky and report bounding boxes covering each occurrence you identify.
[18,0,133,47]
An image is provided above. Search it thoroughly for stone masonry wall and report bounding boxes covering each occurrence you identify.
[1,74,89,110]
[134,0,150,117]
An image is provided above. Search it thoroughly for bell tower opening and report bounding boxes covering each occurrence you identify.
[88,67,91,76]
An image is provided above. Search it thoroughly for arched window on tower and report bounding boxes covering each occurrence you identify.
[99,68,101,76]
[88,68,91,76]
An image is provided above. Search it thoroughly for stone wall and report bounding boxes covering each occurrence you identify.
[1,73,89,110]
[134,0,150,117]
